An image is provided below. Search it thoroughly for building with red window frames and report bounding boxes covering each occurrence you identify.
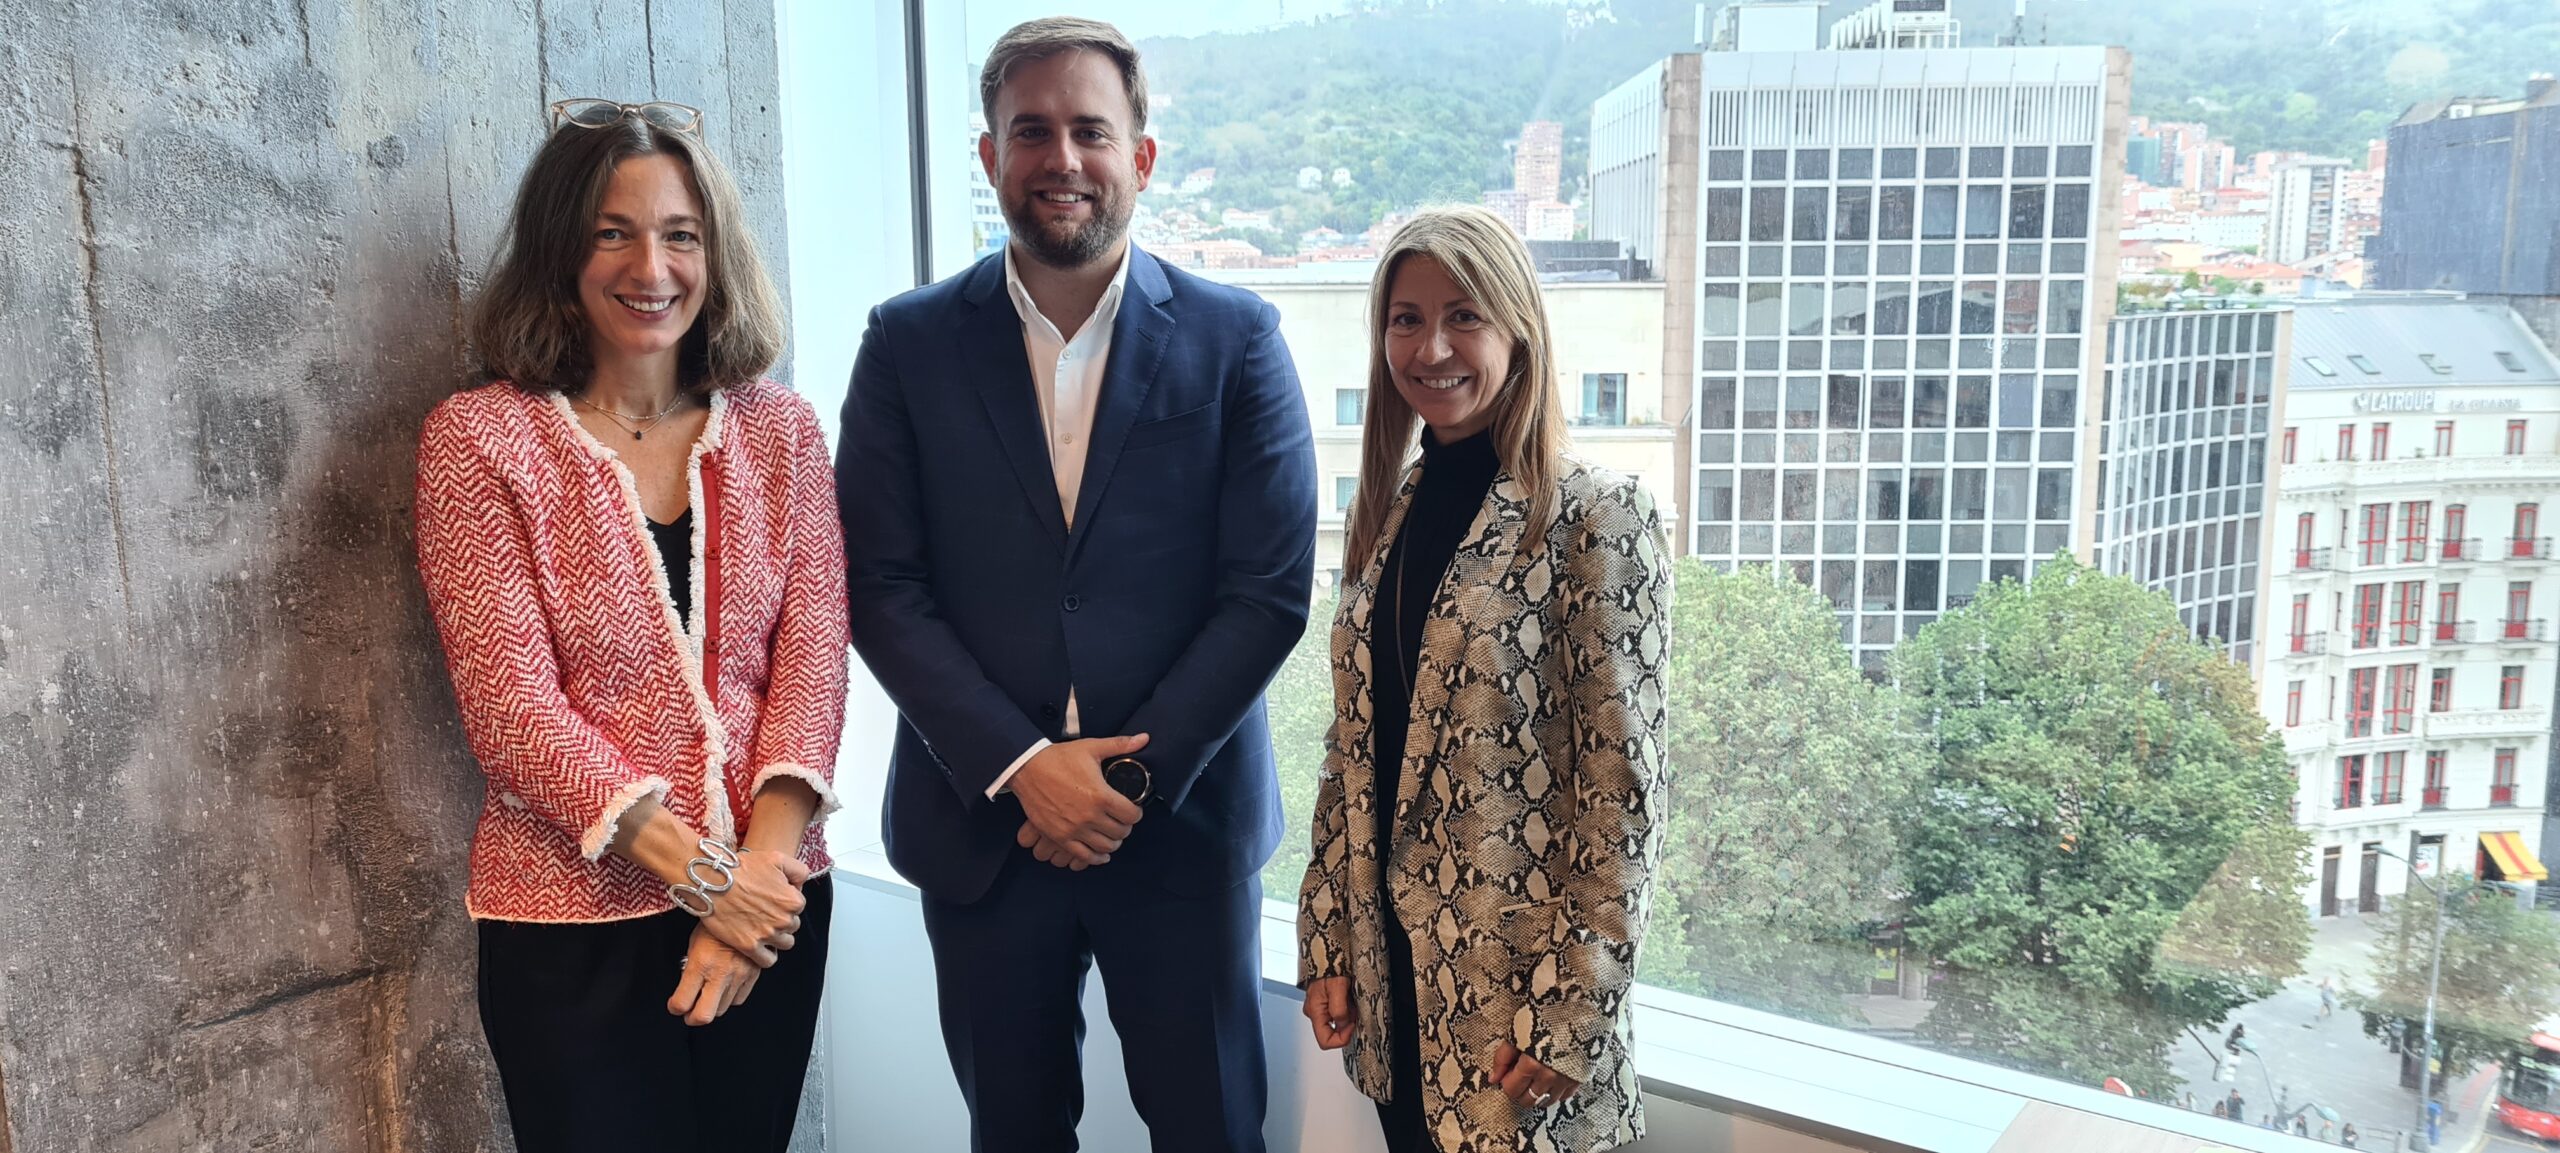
[2258,295,2557,916]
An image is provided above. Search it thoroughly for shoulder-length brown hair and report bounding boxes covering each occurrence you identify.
[469,114,783,394]
[1342,206,1569,570]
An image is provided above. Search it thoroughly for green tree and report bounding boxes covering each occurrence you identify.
[1890,556,2308,1096]
[1262,594,1339,898]
[2353,875,2560,1085]
[1641,562,1922,1025]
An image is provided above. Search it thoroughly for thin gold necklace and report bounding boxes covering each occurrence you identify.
[571,392,687,441]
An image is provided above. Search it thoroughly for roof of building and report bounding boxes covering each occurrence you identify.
[2288,295,2560,387]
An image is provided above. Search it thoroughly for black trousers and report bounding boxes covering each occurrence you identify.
[477,876,832,1153]
[920,851,1268,1153]
[1374,894,1432,1153]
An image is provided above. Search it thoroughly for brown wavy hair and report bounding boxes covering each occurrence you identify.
[469,114,783,394]
[1342,205,1568,572]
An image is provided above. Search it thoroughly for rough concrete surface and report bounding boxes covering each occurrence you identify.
[0,2,815,1149]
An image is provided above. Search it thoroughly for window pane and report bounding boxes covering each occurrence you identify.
[1879,186,1916,240]
[1835,187,1873,241]
[1750,187,1786,241]
[1792,187,1829,241]
[1705,188,1744,242]
[2052,184,2091,238]
[1921,185,1959,239]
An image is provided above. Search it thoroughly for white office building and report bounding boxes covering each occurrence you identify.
[2262,295,2558,913]
[1673,1,2129,670]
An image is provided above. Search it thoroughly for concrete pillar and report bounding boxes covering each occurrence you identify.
[0,2,805,1148]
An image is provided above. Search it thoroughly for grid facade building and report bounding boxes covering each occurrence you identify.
[1685,43,2128,670]
[2094,306,2289,673]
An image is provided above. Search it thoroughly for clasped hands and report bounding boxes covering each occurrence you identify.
[1010,734,1150,870]
[1302,976,1581,1108]
[668,847,810,1027]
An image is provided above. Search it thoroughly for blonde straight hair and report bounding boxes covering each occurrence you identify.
[1342,205,1569,571]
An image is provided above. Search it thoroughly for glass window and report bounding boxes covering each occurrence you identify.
[1834,186,1872,241]
[1334,388,1365,426]
[1708,149,1746,181]
[2051,184,2091,238]
[1579,374,1627,427]
[1705,188,1744,243]
[1878,186,1916,240]
[1921,185,1959,240]
[1792,187,1829,241]
[1750,187,1787,242]
[1331,475,1358,512]
[1752,148,1789,180]
[1917,281,1954,335]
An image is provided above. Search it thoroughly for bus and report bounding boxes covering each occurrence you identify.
[2496,1030,2560,1141]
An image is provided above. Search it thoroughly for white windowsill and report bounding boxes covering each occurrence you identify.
[831,847,2327,1153]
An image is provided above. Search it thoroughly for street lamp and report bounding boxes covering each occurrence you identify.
[2279,1099,2343,1136]
[2369,845,2520,1151]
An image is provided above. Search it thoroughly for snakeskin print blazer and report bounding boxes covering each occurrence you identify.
[1297,456,1672,1153]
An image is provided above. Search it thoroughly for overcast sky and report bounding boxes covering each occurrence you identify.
[956,1,1358,56]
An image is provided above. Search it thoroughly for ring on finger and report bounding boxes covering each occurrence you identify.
[1532,1090,1554,1106]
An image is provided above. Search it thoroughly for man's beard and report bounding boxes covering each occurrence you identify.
[1003,183,1131,269]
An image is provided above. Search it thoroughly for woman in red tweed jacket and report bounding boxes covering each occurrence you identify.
[412,100,846,1153]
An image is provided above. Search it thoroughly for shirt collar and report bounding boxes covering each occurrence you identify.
[1002,243,1135,342]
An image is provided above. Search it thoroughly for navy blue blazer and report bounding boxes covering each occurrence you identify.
[839,248,1317,904]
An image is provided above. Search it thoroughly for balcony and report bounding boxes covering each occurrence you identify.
[2290,546,2336,574]
[2432,619,2477,644]
[2438,537,2486,566]
[2492,783,2518,806]
[2424,706,2550,739]
[2280,452,2560,496]
[2512,536,2555,561]
[2284,632,2329,657]
[2423,786,2447,809]
[2498,618,2550,643]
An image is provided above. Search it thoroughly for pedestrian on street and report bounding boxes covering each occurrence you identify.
[2318,1119,2332,1141]
[2226,1089,2245,1121]
[2318,975,2337,1020]
[2340,1121,2360,1147]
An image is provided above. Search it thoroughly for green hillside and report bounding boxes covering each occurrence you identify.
[1133,0,2557,237]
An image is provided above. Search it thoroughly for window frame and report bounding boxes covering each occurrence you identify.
[2430,667,2454,712]
[2336,754,2366,808]
[2384,663,2416,734]
[2345,667,2378,737]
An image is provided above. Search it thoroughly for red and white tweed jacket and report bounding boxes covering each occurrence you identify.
[414,379,848,923]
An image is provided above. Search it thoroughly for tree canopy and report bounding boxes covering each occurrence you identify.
[2353,874,2560,1084]
[1641,561,1923,1024]
[1889,555,2308,1094]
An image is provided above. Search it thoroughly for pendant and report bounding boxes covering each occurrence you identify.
[633,431,644,441]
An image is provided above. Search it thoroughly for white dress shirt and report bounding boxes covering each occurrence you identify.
[988,244,1133,798]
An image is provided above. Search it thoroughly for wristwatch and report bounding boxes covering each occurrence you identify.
[1102,756,1153,805]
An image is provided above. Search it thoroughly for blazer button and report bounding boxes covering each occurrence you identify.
[1063,595,1081,612]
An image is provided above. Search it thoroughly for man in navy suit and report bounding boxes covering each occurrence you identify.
[837,16,1315,1153]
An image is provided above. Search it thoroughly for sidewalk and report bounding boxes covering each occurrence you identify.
[2445,1060,2503,1152]
[2305,912,2387,993]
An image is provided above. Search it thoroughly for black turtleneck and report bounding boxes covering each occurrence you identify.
[1367,427,1500,871]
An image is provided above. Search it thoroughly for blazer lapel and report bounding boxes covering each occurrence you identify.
[1067,248,1175,557]
[958,258,1069,546]
[1393,471,1529,840]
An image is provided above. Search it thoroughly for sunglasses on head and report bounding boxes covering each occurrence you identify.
[547,99,704,135]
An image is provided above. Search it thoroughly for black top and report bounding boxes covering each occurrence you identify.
[648,509,694,628]
[1366,428,1500,876]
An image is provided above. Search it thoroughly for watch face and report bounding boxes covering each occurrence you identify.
[1104,758,1149,803]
